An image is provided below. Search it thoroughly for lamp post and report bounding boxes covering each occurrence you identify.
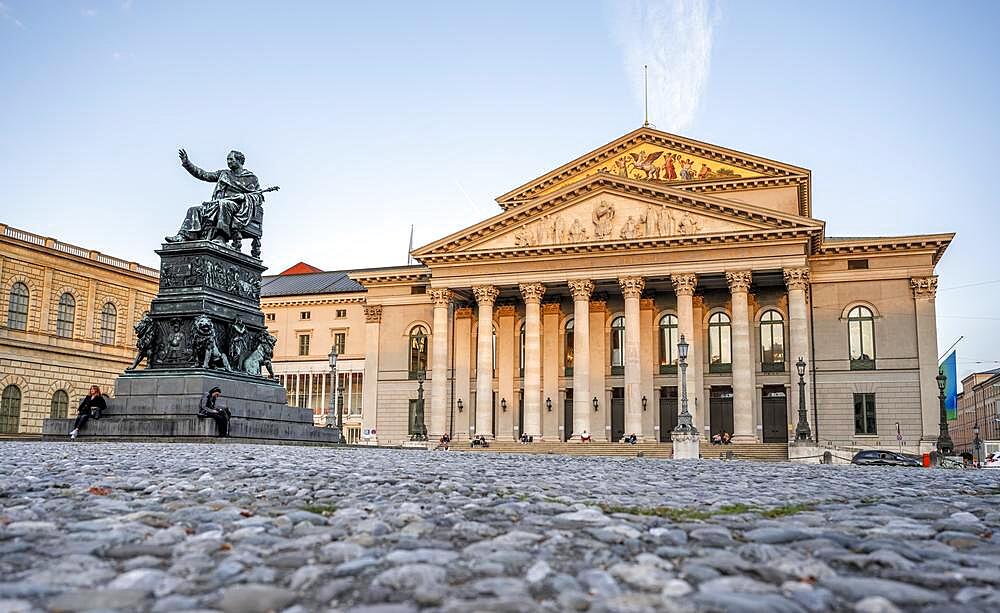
[337,388,344,434]
[327,346,339,431]
[546,397,552,413]
[501,398,507,412]
[412,369,427,441]
[936,368,954,455]
[642,396,647,412]
[794,357,811,442]
[973,422,982,467]
[592,396,599,412]
[457,399,463,413]
[674,334,696,434]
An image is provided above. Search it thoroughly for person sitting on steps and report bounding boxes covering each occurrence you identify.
[69,385,106,439]
[197,386,231,438]
[436,433,451,450]
[580,430,592,443]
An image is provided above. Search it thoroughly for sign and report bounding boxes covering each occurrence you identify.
[940,351,958,420]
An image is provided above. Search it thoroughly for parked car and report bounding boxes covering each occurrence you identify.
[982,451,1000,469]
[851,450,923,467]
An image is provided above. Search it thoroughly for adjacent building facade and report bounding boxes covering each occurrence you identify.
[262,127,953,452]
[951,369,1000,458]
[0,223,158,434]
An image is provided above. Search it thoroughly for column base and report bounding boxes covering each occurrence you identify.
[672,433,701,459]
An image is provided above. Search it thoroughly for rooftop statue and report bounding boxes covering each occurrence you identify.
[166,149,278,257]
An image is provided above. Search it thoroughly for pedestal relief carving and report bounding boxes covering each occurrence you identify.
[363,304,383,323]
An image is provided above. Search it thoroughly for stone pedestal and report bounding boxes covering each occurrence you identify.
[42,240,339,445]
[672,433,701,459]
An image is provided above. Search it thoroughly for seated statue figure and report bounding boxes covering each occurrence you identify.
[166,149,265,245]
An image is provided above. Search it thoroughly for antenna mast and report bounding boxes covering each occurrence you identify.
[643,64,649,127]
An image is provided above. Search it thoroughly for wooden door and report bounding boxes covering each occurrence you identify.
[761,386,788,443]
[709,386,734,439]
[659,386,678,442]
[611,387,625,442]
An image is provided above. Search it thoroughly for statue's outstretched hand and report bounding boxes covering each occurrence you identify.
[178,148,189,164]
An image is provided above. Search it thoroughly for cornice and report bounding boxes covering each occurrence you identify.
[814,234,954,264]
[261,295,366,308]
[350,267,431,287]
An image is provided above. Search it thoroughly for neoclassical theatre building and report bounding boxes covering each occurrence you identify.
[264,127,953,452]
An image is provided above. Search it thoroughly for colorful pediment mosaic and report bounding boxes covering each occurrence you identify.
[472,193,761,251]
[533,143,769,198]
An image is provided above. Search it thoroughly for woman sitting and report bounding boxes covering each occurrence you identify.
[70,385,107,439]
[721,431,732,445]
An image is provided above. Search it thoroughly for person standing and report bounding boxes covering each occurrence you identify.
[197,386,231,437]
[69,385,107,439]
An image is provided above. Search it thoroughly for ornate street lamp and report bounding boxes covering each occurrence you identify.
[501,398,507,413]
[546,397,552,412]
[794,357,811,442]
[327,346,339,431]
[457,398,463,413]
[936,368,954,455]
[673,334,697,434]
[412,369,427,441]
[592,396,599,412]
[642,396,648,412]
[336,388,344,435]
[973,422,982,467]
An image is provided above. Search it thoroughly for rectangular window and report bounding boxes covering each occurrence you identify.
[298,334,310,356]
[300,311,311,320]
[411,286,427,295]
[854,393,877,435]
[351,372,363,415]
[848,259,869,270]
[265,313,275,321]
[336,309,347,318]
[334,332,346,354]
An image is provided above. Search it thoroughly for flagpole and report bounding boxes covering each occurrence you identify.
[407,224,414,265]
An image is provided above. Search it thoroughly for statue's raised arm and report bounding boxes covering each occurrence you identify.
[179,148,221,183]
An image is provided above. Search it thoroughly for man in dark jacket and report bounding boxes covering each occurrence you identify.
[197,386,231,437]
[70,385,107,439]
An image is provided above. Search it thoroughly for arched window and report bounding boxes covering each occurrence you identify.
[519,322,525,377]
[0,385,21,434]
[759,310,785,372]
[408,325,428,379]
[7,282,29,330]
[658,314,678,373]
[50,390,69,419]
[56,292,75,338]
[848,305,876,370]
[100,302,117,345]
[564,318,574,375]
[610,315,625,374]
[708,312,732,373]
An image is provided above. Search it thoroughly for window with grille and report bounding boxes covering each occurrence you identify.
[0,385,21,434]
[334,332,346,354]
[6,282,28,330]
[56,293,76,338]
[50,390,69,419]
[848,306,876,370]
[298,334,310,356]
[336,309,347,318]
[100,302,117,344]
[759,310,785,372]
[854,393,877,435]
[708,312,732,373]
[658,314,678,374]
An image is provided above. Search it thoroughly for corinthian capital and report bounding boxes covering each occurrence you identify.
[363,304,383,323]
[910,276,938,300]
[568,279,595,301]
[519,282,546,304]
[472,285,500,306]
[671,273,698,297]
[726,270,752,294]
[618,276,646,299]
[428,288,454,308]
[783,267,810,291]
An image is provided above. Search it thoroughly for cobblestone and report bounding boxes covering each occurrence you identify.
[0,442,998,611]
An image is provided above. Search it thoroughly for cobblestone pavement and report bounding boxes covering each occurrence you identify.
[1,443,999,613]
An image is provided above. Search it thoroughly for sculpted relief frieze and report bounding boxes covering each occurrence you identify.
[489,195,743,251]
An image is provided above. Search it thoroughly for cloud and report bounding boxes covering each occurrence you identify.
[0,1,25,28]
[81,8,98,17]
[612,0,720,133]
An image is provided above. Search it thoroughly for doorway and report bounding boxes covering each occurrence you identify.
[709,386,734,439]
[563,389,573,441]
[611,387,625,442]
[761,386,788,443]
[659,386,678,442]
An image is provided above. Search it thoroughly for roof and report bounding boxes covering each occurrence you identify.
[278,261,323,275]
[260,270,365,297]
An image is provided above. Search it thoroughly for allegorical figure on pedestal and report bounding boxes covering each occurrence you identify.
[165,149,278,248]
[128,312,156,370]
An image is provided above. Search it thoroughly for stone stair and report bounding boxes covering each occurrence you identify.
[457,440,789,461]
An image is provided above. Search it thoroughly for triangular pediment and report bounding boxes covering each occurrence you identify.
[496,126,811,214]
[413,173,822,262]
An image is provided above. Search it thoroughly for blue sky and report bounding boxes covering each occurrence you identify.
[1,1,998,379]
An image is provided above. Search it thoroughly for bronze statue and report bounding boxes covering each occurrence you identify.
[192,315,232,370]
[243,331,277,378]
[127,313,156,370]
[165,149,278,249]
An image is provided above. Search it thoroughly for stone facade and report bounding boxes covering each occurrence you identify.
[0,223,159,433]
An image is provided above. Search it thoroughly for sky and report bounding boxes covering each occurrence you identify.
[1,0,999,380]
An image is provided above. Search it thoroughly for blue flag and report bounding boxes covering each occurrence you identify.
[941,351,958,420]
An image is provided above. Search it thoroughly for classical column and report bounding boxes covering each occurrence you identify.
[428,288,453,440]
[727,271,755,442]
[619,276,645,439]
[671,273,699,429]
[473,285,499,438]
[454,306,473,440]
[361,304,382,444]
[912,277,941,450]
[496,303,516,440]
[784,267,811,440]
[542,301,561,438]
[568,279,594,440]
[640,297,656,439]
[589,295,608,440]
[519,283,545,439]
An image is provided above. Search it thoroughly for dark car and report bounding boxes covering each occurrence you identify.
[851,449,923,467]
